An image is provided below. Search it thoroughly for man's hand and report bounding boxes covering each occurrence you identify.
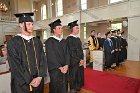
[63,65,68,74]
[79,60,84,66]
[30,77,42,87]
[59,65,68,74]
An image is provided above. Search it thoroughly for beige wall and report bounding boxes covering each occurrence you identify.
[33,0,108,20]
[17,0,33,13]
[86,22,110,38]
[51,0,56,17]
[63,0,79,14]
[10,0,16,17]
[33,0,48,21]
[98,0,108,6]
[63,27,71,39]
[88,0,108,9]
[88,0,98,8]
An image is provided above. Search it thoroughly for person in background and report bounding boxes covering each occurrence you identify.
[97,32,104,50]
[88,30,99,66]
[115,29,123,64]
[44,19,70,93]
[120,31,128,61]
[111,30,120,67]
[7,12,46,93]
[103,31,114,70]
[1,46,7,62]
[66,20,84,93]
[0,45,4,57]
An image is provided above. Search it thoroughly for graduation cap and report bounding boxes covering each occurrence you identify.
[48,19,62,33]
[111,30,117,33]
[105,31,111,36]
[68,20,78,29]
[14,12,34,31]
[116,29,120,32]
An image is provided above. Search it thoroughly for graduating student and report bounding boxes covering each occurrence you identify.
[66,20,84,93]
[44,19,70,93]
[103,31,114,69]
[116,29,123,63]
[111,30,120,67]
[7,12,46,93]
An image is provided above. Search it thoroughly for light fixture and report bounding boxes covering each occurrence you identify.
[0,2,8,12]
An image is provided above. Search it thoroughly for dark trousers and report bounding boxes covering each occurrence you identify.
[113,51,119,66]
[11,78,44,93]
[49,69,68,93]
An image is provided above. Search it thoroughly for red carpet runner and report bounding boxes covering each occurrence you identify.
[83,68,140,93]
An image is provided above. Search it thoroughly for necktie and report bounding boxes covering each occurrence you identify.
[109,40,112,47]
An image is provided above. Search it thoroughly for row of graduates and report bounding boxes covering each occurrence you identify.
[104,30,128,69]
[7,12,84,93]
[88,29,128,69]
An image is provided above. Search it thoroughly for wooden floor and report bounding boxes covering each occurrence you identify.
[44,60,140,93]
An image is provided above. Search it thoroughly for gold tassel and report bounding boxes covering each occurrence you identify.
[30,85,33,91]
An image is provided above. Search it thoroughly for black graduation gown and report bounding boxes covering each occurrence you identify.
[116,36,122,63]
[44,37,70,93]
[103,39,114,68]
[66,36,84,90]
[111,36,119,65]
[122,38,128,60]
[7,36,46,93]
[97,37,103,49]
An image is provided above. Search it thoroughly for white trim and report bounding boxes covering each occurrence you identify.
[17,34,34,41]
[50,35,62,41]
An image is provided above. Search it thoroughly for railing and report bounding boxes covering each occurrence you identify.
[0,16,16,22]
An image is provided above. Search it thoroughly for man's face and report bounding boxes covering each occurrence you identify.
[54,26,63,36]
[20,22,33,34]
[112,32,117,36]
[25,22,33,33]
[97,33,101,37]
[108,33,111,38]
[73,26,79,35]
[91,31,95,36]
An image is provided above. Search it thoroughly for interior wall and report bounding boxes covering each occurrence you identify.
[0,23,18,45]
[10,0,16,17]
[88,0,108,9]
[127,16,140,61]
[17,0,33,13]
[33,0,48,21]
[80,24,84,42]
[98,0,108,6]
[51,0,56,17]
[63,0,79,14]
[63,27,71,39]
[88,0,98,8]
[86,22,110,38]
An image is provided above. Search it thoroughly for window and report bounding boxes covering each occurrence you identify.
[84,24,87,39]
[111,23,122,31]
[109,0,124,4]
[41,4,47,20]
[81,0,87,10]
[43,30,50,39]
[56,0,63,16]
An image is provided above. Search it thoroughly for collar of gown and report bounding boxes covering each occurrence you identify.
[50,35,62,42]
[107,38,111,41]
[17,34,34,41]
[69,34,78,38]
